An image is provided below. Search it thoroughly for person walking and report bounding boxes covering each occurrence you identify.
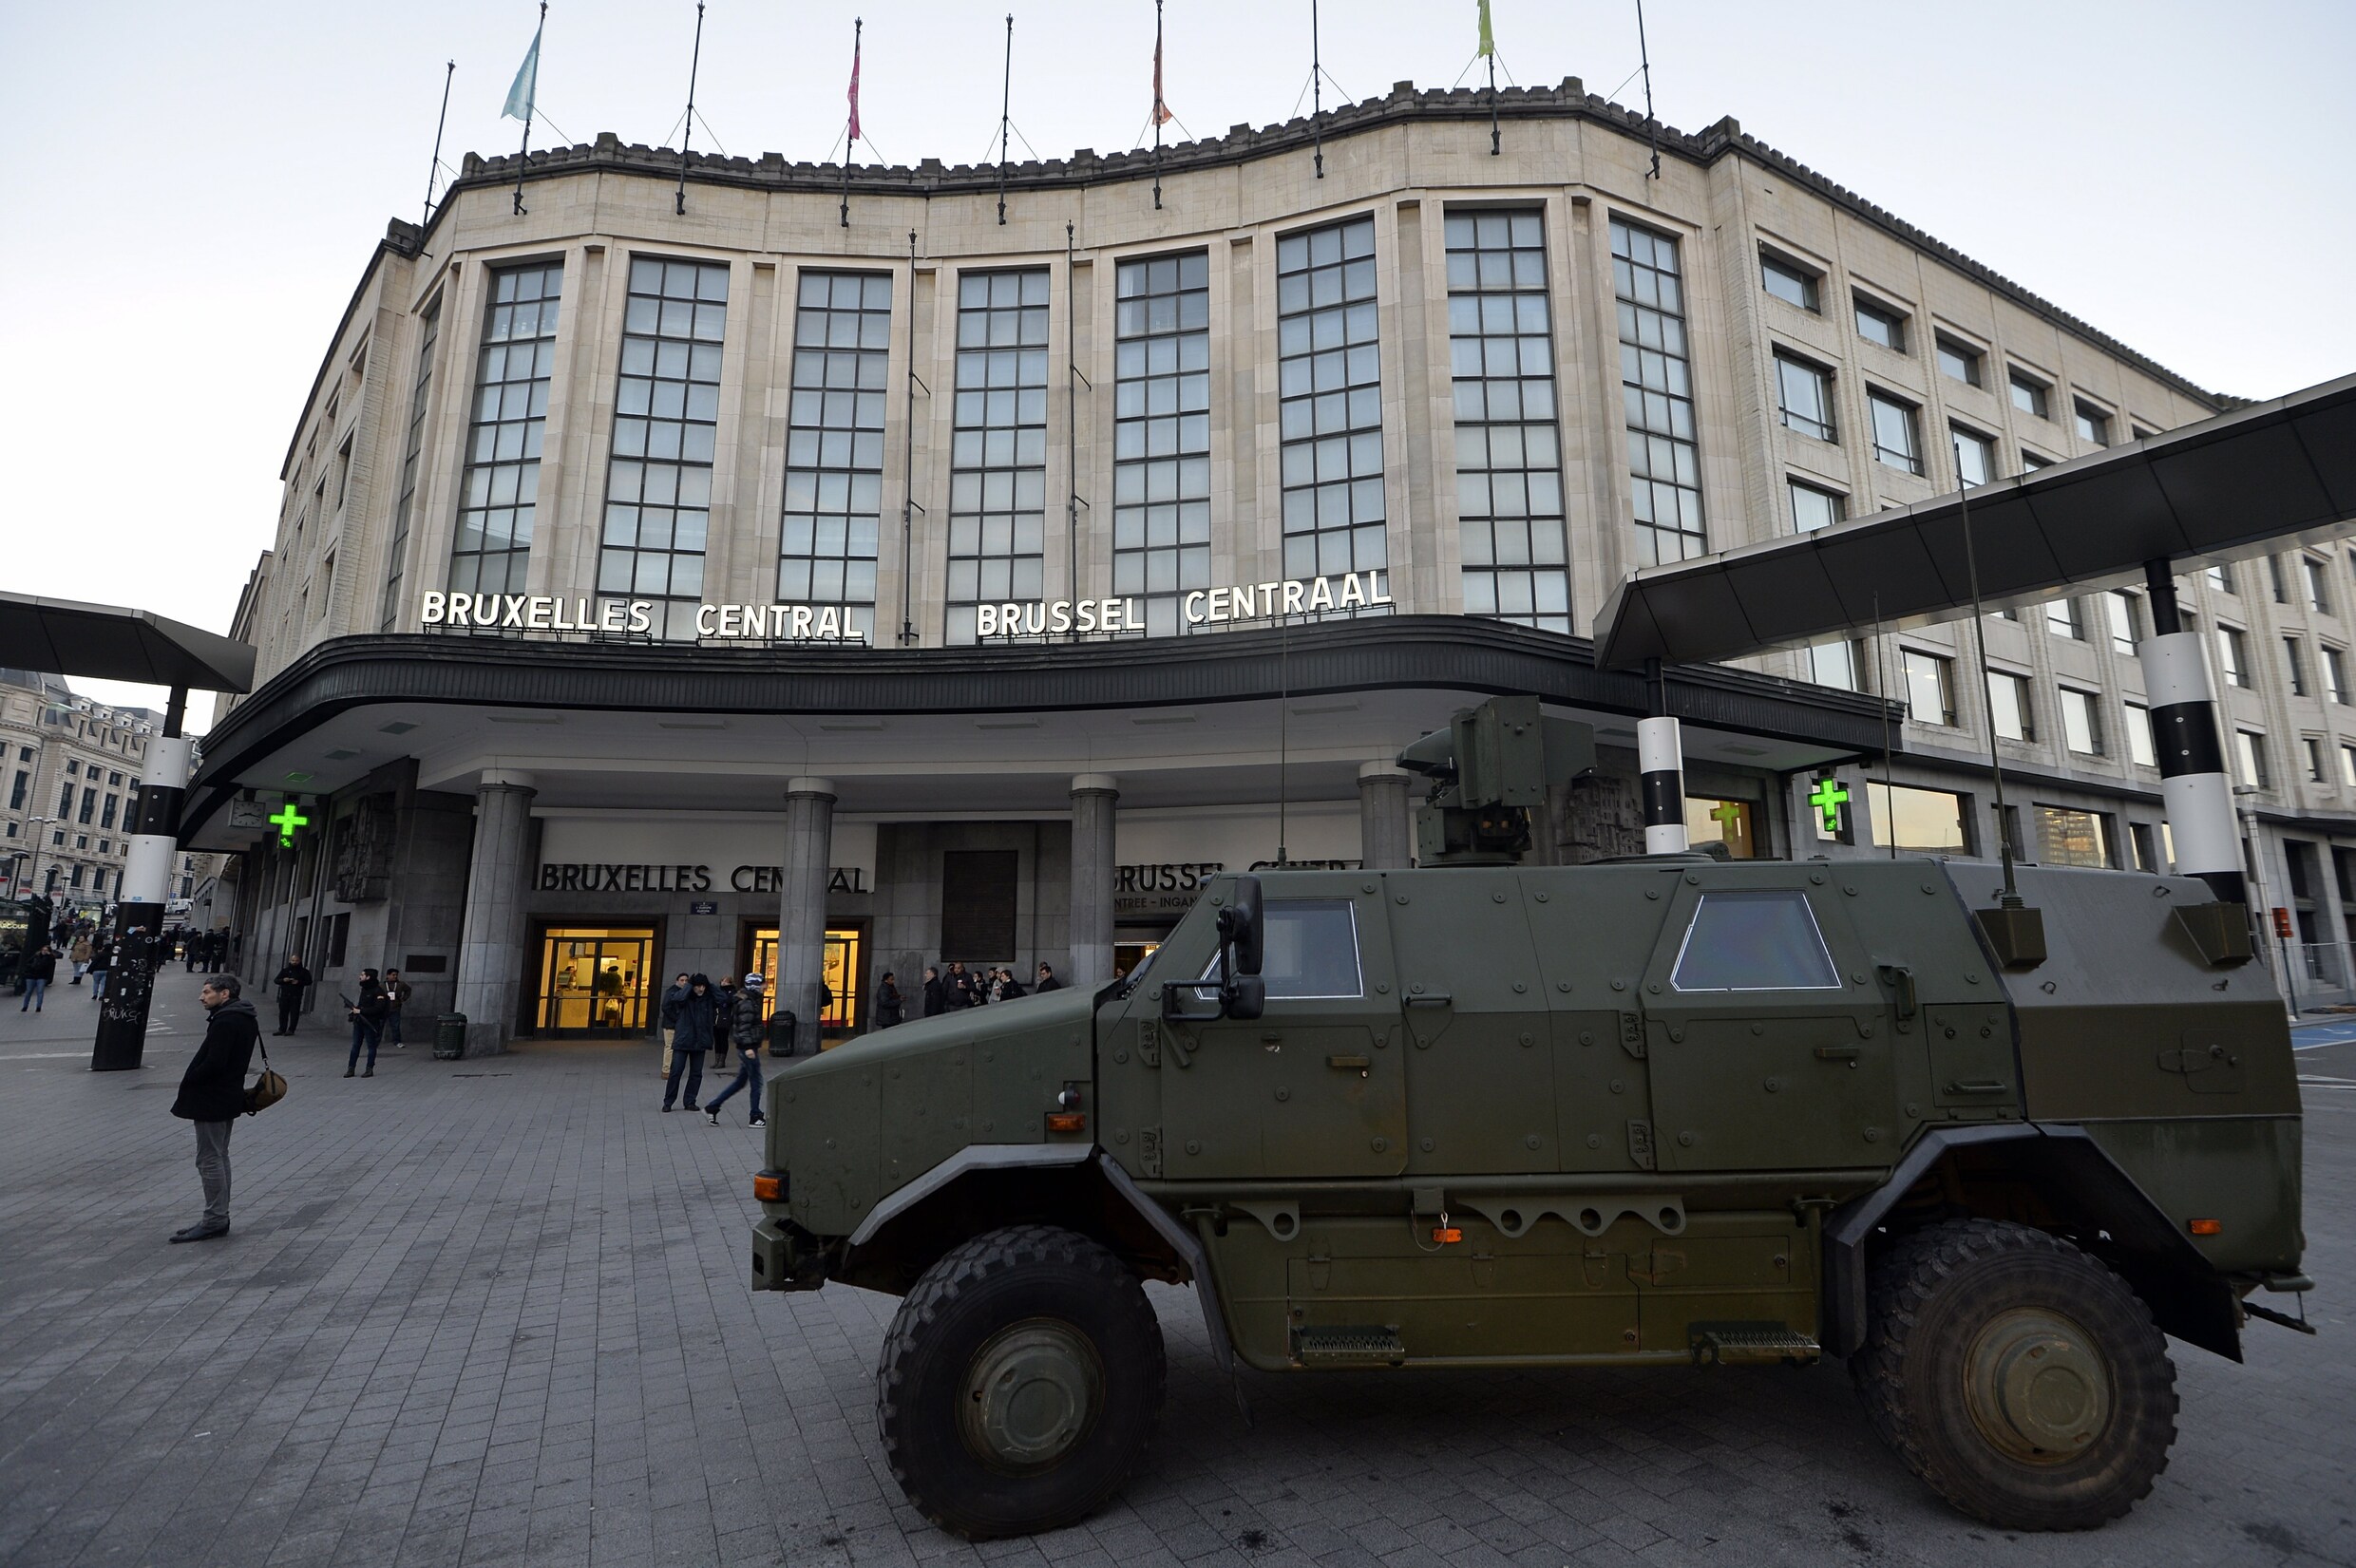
[709,978,736,1074]
[658,972,690,1078]
[87,937,114,1002]
[662,973,716,1111]
[704,973,769,1127]
[922,965,946,1017]
[19,944,55,1011]
[272,953,312,1035]
[998,967,1028,1000]
[169,974,260,1243]
[382,969,412,1048]
[873,971,903,1029]
[68,933,91,985]
[345,969,388,1078]
[1035,962,1063,992]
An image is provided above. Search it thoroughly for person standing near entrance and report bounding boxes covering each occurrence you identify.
[704,973,769,1127]
[272,954,312,1035]
[19,945,55,1011]
[345,969,388,1078]
[874,972,903,1029]
[69,933,90,985]
[382,969,412,1048]
[922,965,946,1017]
[663,973,716,1112]
[1036,962,1063,992]
[169,974,259,1243]
[658,973,690,1078]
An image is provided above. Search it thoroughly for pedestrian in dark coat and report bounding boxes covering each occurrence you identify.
[705,973,770,1126]
[272,954,312,1034]
[922,965,947,1017]
[345,970,388,1077]
[19,945,56,1011]
[663,974,717,1111]
[87,938,114,1002]
[874,972,904,1029]
[998,968,1028,999]
[1035,963,1063,992]
[169,975,260,1242]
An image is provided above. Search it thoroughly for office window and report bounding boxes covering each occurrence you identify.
[1987,670,2034,741]
[1807,638,1861,690]
[78,786,95,824]
[55,783,71,817]
[2125,701,2156,767]
[2060,688,2102,754]
[597,255,730,642]
[2307,557,2333,615]
[1951,425,1994,487]
[1789,480,1845,534]
[449,261,562,600]
[2036,805,2114,869]
[1854,295,1907,351]
[2009,369,2050,420]
[2020,450,2053,472]
[1611,219,1705,564]
[781,271,891,642]
[2106,591,2139,654]
[1867,782,1971,854]
[65,761,77,776]
[1869,390,1923,474]
[7,770,23,810]
[2216,626,2251,688]
[2046,597,2084,639]
[1759,252,1819,311]
[2285,637,2309,696]
[100,794,118,828]
[1447,212,1568,631]
[1111,252,1212,639]
[1775,352,1834,441]
[2304,736,2328,784]
[2327,647,2349,705]
[1936,335,1983,387]
[2235,729,2270,789]
[2074,400,2111,446]
[2270,554,2291,603]
[1902,649,1956,727]
[107,770,121,786]
[379,302,440,631]
[2129,821,2160,872]
[1278,218,1389,592]
[2342,744,2356,788]
[2209,563,2236,595]
[947,268,1051,644]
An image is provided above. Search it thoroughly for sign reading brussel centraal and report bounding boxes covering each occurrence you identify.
[416,570,1390,644]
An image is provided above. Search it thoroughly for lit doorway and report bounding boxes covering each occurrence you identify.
[1113,938,1162,981]
[749,924,864,1039]
[536,926,657,1035]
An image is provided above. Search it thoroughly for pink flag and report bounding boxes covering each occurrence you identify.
[1151,31,1171,126]
[846,30,864,142]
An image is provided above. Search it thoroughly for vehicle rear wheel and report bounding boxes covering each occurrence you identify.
[878,1224,1166,1539]
[1852,1218,2177,1530]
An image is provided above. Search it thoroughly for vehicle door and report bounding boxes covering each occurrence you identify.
[1638,867,1901,1172]
[1158,878,1407,1180]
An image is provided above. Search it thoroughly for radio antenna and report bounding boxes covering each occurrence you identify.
[1277,611,1291,866]
[897,228,923,645]
[1953,432,2020,905]
[1874,590,1895,860]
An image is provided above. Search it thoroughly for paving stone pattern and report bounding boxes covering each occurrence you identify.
[2,973,2350,1568]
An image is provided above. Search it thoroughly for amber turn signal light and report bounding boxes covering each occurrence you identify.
[1432,1226,1463,1244]
[2188,1218,2223,1237]
[752,1175,784,1202]
[1046,1112,1087,1134]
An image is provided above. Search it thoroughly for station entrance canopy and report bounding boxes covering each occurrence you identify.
[1595,373,2356,671]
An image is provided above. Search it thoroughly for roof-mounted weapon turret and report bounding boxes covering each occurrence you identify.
[1396,695,1595,866]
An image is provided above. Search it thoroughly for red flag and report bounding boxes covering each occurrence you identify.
[846,30,864,142]
[1151,31,1171,126]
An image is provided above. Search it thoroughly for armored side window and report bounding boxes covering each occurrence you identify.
[1199,898,1363,999]
[1669,890,1840,992]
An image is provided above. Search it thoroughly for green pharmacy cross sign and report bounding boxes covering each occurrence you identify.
[270,800,310,846]
[1809,776,1851,835]
[1709,800,1744,830]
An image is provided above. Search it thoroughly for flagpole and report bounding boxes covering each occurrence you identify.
[1151,0,1165,210]
[424,60,455,228]
[1310,0,1324,179]
[515,1,544,216]
[676,0,706,216]
[840,16,863,228]
[898,227,922,647]
[997,14,1014,226]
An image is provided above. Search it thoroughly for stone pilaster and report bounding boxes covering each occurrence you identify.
[776,778,836,1048]
[1069,774,1119,987]
[454,773,536,1056]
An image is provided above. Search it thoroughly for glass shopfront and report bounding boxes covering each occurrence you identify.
[536,926,656,1035]
[749,923,864,1037]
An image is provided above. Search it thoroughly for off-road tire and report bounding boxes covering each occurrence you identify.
[1852,1218,2177,1530]
[877,1224,1165,1540]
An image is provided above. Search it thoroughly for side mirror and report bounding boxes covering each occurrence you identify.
[1225,974,1265,1021]
[1220,876,1264,976]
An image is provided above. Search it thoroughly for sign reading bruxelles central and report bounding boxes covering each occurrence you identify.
[416,571,1390,643]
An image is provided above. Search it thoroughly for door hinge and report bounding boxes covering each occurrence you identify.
[1619,1011,1646,1059]
[1137,1020,1160,1068]
[1626,1119,1657,1171]
[1138,1124,1163,1178]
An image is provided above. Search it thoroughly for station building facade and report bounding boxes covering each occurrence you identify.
[185,80,2356,1050]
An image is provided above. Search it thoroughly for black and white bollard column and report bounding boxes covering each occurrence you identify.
[1638,659,1688,855]
[2138,561,2247,906]
[93,687,191,1071]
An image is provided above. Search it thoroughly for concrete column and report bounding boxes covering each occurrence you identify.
[776,778,836,1048]
[454,772,536,1056]
[1358,763,1414,869]
[1069,774,1118,988]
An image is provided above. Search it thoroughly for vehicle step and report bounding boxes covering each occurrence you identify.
[1689,1323,1822,1366]
[1293,1325,1407,1365]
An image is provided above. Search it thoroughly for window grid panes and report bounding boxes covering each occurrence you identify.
[1951,425,1994,487]
[1789,480,1844,534]
[1903,649,1955,727]
[780,271,891,642]
[1113,252,1211,638]
[2235,729,2269,789]
[2304,737,2327,784]
[2126,702,2156,766]
[1776,352,1834,442]
[1759,254,1818,312]
[1447,212,1568,631]
[2217,626,2251,688]
[1854,296,1906,351]
[1279,217,1388,593]
[2075,400,2111,445]
[449,263,561,599]
[947,269,1051,644]
[2307,557,2332,615]
[380,303,439,631]
[1870,390,1923,474]
[2037,805,2113,868]
[598,255,731,640]
[1936,336,1983,387]
[2060,687,2101,754]
[1987,669,2033,742]
[2107,591,2139,653]
[2285,636,2308,696]
[1611,220,1705,564]
[2327,647,2348,705]
[2047,598,2083,639]
[2009,370,2050,420]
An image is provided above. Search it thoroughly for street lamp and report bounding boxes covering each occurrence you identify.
[2232,784,2299,1021]
[12,817,54,905]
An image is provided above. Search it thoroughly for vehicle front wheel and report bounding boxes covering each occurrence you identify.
[1852,1218,2177,1530]
[878,1224,1166,1540]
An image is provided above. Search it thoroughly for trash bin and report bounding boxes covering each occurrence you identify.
[769,1010,798,1058]
[433,1013,468,1060]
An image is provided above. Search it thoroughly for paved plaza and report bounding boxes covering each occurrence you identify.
[1,970,2350,1568]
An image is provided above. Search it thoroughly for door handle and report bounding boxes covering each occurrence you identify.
[1814,1045,1860,1061]
[1947,1079,2011,1095]
[1404,992,1454,1008]
[1326,1054,1370,1070]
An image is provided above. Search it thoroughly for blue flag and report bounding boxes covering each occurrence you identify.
[504,22,542,123]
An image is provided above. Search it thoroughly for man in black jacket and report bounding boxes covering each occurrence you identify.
[271,954,312,1035]
[170,975,260,1242]
[704,973,770,1127]
[1035,962,1063,992]
[922,965,946,1017]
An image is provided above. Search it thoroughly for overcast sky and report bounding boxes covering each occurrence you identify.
[4,0,2350,728]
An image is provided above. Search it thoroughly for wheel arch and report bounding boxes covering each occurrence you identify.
[1825,1124,2240,1362]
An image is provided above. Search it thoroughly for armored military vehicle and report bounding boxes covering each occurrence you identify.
[750,697,2308,1540]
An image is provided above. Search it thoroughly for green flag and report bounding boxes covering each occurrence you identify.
[503,21,542,123]
[1476,0,1495,58]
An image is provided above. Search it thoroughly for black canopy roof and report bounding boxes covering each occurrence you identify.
[0,591,256,694]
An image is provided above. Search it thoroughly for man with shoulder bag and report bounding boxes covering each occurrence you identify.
[169,974,270,1243]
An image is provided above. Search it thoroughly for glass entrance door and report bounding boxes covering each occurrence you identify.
[750,925,862,1035]
[538,927,656,1034]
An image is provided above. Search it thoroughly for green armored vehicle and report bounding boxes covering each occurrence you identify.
[750,699,2308,1539]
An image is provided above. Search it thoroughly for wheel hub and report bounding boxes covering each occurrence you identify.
[1963,1306,2113,1464]
[958,1318,1103,1473]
